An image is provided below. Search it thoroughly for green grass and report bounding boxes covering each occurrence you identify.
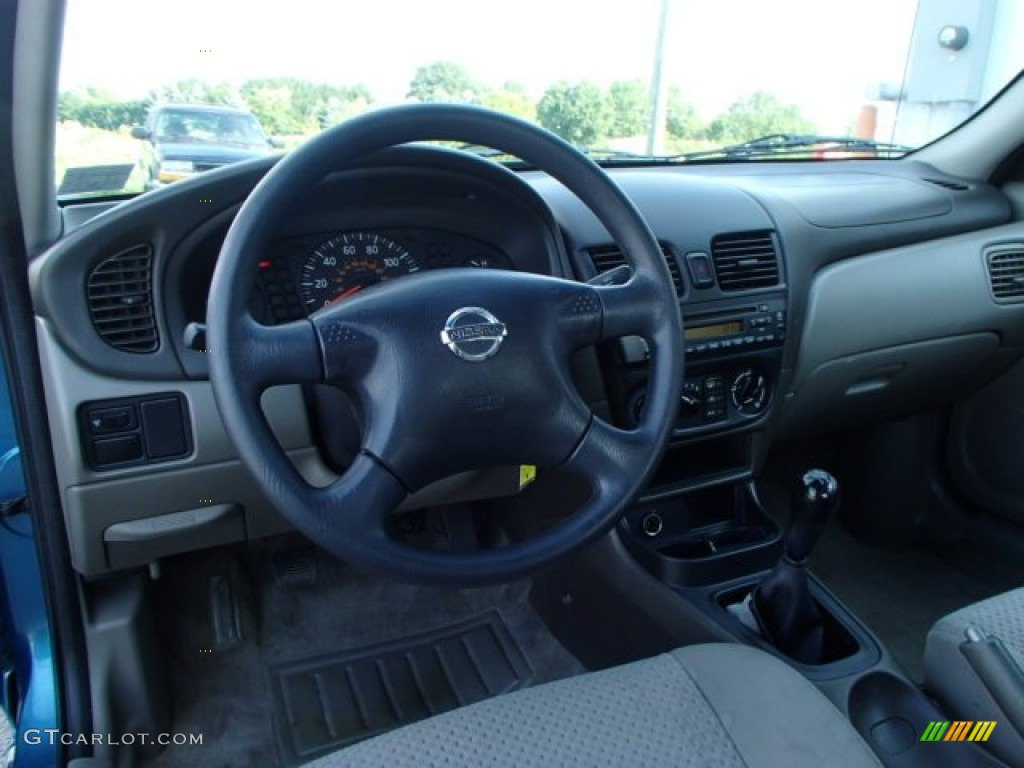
[54,123,320,196]
[55,122,147,194]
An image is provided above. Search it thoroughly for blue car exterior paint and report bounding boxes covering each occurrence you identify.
[0,357,59,767]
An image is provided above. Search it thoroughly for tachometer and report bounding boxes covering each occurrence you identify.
[299,232,418,311]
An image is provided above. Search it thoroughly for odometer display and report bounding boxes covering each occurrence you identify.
[299,232,418,311]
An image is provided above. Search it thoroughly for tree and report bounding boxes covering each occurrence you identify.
[240,81,301,134]
[57,88,149,130]
[537,81,613,147]
[479,82,536,122]
[608,80,647,138]
[407,61,479,103]
[240,78,374,134]
[151,78,240,107]
[708,91,815,143]
[666,87,704,140]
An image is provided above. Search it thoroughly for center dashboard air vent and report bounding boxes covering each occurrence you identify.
[986,245,1024,302]
[86,245,159,353]
[710,230,780,292]
[586,243,684,296]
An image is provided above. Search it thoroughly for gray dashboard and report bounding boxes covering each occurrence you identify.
[29,148,1024,576]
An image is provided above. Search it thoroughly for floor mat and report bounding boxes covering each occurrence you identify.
[269,613,531,765]
[145,541,584,768]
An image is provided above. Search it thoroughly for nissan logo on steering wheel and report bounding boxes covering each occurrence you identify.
[440,307,507,361]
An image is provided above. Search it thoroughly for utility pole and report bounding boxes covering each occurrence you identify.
[646,0,672,155]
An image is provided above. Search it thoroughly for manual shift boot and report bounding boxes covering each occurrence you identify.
[751,469,839,664]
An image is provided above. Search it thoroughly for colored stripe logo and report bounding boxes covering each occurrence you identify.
[921,721,996,742]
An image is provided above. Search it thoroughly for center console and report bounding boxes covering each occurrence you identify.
[609,292,787,438]
[610,472,1002,767]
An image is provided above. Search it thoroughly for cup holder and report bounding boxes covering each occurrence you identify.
[620,483,782,586]
[659,524,774,559]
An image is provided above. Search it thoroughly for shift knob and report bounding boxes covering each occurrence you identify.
[785,469,839,562]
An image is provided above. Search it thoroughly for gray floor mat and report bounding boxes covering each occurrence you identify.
[145,541,584,768]
[270,613,532,765]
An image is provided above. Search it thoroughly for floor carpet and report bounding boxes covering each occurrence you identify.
[811,520,1024,682]
[144,538,584,768]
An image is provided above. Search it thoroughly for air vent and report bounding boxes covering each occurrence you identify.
[986,245,1024,302]
[87,245,159,353]
[710,230,780,292]
[587,244,684,296]
[923,177,970,192]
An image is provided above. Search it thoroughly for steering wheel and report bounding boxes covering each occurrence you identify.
[208,105,683,585]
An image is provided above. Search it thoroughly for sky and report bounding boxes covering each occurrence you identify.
[60,0,921,134]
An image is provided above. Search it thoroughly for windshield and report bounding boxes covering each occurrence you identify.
[56,0,1024,200]
[153,109,266,146]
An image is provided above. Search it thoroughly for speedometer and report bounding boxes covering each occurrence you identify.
[299,232,418,311]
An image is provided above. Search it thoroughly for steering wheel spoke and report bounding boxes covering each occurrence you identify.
[236,316,324,392]
[562,417,652,502]
[308,452,408,534]
[592,278,663,342]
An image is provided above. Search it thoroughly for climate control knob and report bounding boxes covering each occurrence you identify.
[680,380,704,414]
[731,369,770,415]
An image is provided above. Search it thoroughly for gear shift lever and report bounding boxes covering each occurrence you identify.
[750,469,839,663]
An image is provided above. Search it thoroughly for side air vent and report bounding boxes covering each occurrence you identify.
[710,230,780,292]
[923,177,970,192]
[87,245,159,353]
[986,245,1024,302]
[587,243,685,296]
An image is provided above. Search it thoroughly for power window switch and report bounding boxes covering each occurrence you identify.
[86,406,137,435]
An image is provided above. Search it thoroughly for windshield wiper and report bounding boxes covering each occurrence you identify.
[581,147,660,163]
[671,134,914,162]
[455,144,661,167]
[453,143,532,167]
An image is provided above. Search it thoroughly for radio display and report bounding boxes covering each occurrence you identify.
[685,321,743,340]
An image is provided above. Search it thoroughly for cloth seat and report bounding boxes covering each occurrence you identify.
[307,643,880,767]
[925,587,1024,765]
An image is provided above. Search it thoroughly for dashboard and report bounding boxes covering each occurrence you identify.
[28,146,1024,577]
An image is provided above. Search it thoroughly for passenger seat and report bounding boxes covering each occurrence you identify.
[924,587,1024,765]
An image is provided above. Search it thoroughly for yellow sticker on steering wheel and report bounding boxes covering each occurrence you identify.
[519,465,537,490]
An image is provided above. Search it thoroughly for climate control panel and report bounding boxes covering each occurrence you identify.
[629,366,774,434]
[676,367,771,429]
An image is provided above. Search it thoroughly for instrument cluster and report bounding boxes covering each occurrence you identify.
[256,228,512,324]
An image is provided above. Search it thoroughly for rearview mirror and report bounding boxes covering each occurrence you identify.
[131,125,149,140]
[268,136,285,149]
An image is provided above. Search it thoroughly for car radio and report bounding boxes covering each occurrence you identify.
[683,300,786,359]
